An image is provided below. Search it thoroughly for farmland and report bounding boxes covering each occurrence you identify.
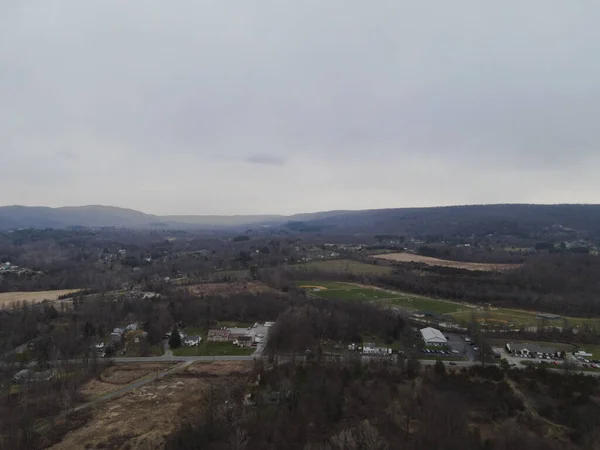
[371,252,520,271]
[299,281,468,314]
[290,259,392,275]
[0,289,80,307]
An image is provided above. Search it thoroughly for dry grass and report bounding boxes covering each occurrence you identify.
[79,363,175,399]
[50,361,251,450]
[292,259,393,275]
[372,253,520,271]
[186,281,276,296]
[0,289,80,307]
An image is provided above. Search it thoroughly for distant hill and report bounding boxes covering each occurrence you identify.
[1,204,600,237]
[0,205,164,229]
[281,204,600,238]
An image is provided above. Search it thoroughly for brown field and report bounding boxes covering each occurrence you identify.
[79,363,175,399]
[372,253,520,271]
[0,289,80,307]
[51,361,251,450]
[186,281,276,296]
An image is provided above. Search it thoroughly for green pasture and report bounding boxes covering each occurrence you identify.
[449,308,600,330]
[298,281,466,314]
[299,281,600,332]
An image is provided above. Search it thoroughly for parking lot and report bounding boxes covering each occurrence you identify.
[498,347,564,367]
[419,332,476,360]
[445,332,477,361]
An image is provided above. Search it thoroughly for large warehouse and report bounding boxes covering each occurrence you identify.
[420,327,447,345]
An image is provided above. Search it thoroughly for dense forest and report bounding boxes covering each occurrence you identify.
[165,360,600,449]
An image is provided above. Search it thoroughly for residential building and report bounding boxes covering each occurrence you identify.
[236,336,253,348]
[183,335,201,346]
[207,329,231,342]
[228,327,250,339]
[362,342,392,355]
[13,369,54,383]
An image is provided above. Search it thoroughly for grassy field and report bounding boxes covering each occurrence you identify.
[0,289,80,307]
[450,307,600,330]
[290,259,392,275]
[298,281,468,314]
[300,281,600,331]
[173,341,255,356]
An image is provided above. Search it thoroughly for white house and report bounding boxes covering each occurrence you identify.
[420,327,447,345]
[183,335,201,346]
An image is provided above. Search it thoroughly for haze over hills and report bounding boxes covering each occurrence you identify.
[2,204,600,238]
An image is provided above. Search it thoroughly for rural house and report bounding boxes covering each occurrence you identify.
[228,327,250,339]
[236,335,253,348]
[183,335,201,346]
[207,329,231,342]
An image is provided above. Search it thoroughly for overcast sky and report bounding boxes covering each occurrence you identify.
[1,1,599,215]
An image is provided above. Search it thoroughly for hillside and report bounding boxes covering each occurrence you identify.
[1,204,600,238]
[281,204,600,238]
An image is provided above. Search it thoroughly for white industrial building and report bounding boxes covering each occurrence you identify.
[420,327,447,345]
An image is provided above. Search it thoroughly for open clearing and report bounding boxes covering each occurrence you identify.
[291,259,393,275]
[50,361,252,450]
[450,307,600,330]
[299,281,468,314]
[372,253,520,271]
[186,281,276,296]
[0,289,80,307]
[79,363,175,399]
[300,281,600,329]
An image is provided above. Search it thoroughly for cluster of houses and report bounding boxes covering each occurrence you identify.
[12,369,54,383]
[347,342,393,356]
[0,261,38,276]
[207,322,273,348]
[109,322,146,345]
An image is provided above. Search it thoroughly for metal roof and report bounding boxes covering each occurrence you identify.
[420,327,447,343]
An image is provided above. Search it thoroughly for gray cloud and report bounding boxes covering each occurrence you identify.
[1,1,599,215]
[244,154,287,167]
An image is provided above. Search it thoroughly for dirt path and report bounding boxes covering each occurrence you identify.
[505,377,569,432]
[35,361,195,434]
